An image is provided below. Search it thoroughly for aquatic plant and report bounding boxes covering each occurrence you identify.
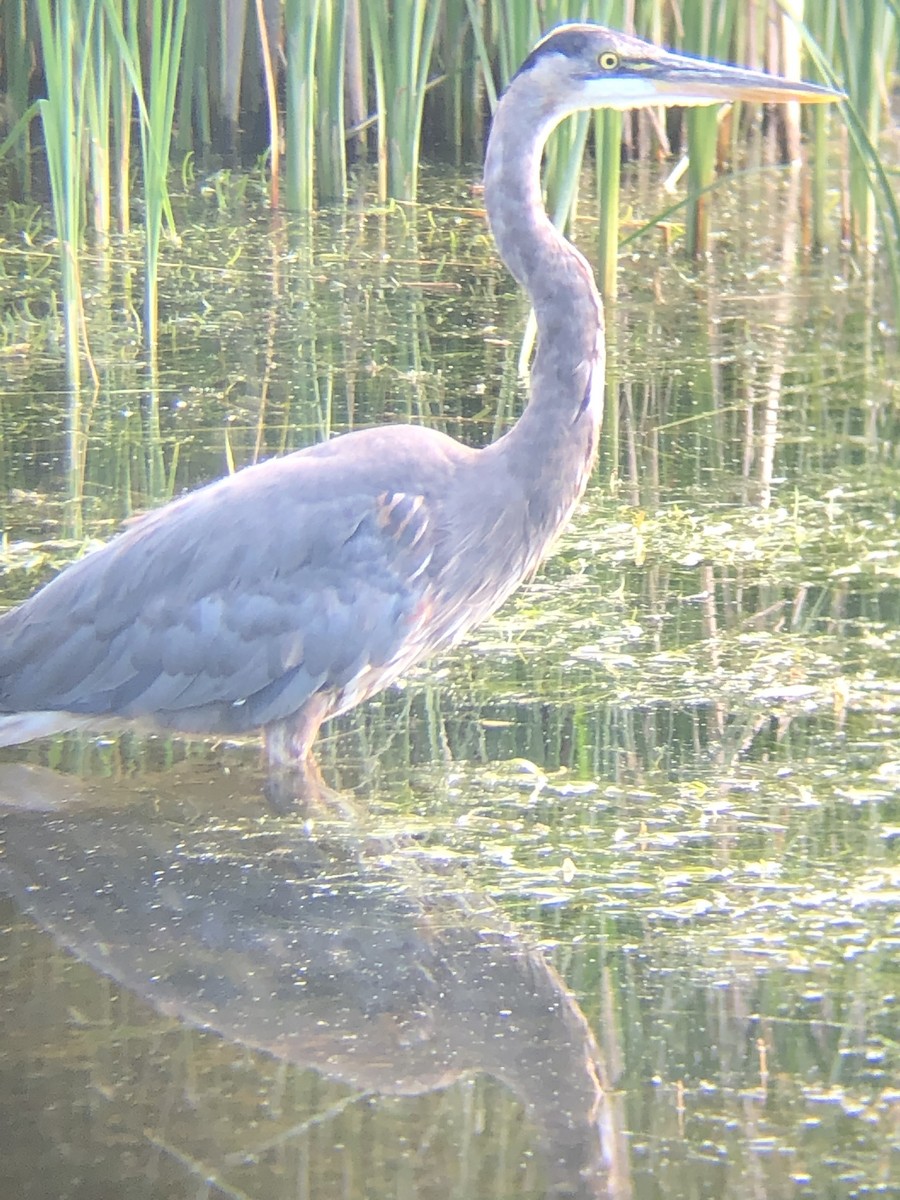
[0,0,896,353]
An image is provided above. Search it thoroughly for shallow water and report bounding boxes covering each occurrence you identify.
[0,164,898,1198]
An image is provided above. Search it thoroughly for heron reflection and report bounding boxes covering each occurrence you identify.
[0,771,628,1198]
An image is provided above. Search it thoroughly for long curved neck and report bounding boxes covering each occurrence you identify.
[483,69,605,494]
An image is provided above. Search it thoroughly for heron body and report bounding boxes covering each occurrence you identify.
[0,26,837,782]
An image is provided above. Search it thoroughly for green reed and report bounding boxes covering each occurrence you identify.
[84,2,112,239]
[366,3,442,200]
[33,0,91,386]
[314,0,348,201]
[114,0,186,350]
[836,0,891,249]
[344,0,367,162]
[808,0,897,251]
[284,0,320,211]
[798,0,900,301]
[594,109,622,297]
[802,0,841,255]
[438,0,481,160]
[591,0,628,296]
[254,0,281,207]
[175,4,212,158]
[106,0,133,236]
[4,0,898,365]
[681,1,737,259]
[3,1,34,197]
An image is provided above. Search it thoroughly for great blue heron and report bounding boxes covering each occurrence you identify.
[0,25,837,791]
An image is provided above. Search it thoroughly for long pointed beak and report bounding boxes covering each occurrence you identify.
[649,50,843,106]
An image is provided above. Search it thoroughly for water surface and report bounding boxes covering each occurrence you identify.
[0,164,898,1198]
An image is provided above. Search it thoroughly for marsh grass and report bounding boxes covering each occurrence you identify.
[33,0,90,386]
[133,0,187,352]
[801,1,900,302]
[3,0,34,198]
[681,2,736,259]
[283,0,319,212]
[0,0,896,361]
[366,3,443,200]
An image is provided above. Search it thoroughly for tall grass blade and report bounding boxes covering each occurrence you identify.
[34,0,92,387]
[127,0,187,349]
[365,3,442,200]
[84,4,112,238]
[344,0,367,161]
[366,3,389,199]
[284,0,321,210]
[315,0,348,201]
[218,0,250,159]
[3,0,33,196]
[255,0,282,207]
[464,0,498,111]
[397,3,442,200]
[681,0,735,258]
[789,4,900,310]
[108,0,133,236]
[176,5,212,156]
[595,109,623,298]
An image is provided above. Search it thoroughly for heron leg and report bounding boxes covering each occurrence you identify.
[263,694,331,808]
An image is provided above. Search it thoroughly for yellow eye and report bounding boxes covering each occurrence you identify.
[598,51,619,71]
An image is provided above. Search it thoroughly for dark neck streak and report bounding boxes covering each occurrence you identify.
[483,71,605,501]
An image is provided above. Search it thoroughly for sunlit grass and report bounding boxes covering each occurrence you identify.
[33,0,90,387]
[2,0,896,362]
[3,0,34,198]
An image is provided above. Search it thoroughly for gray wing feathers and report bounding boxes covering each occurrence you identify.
[0,460,438,734]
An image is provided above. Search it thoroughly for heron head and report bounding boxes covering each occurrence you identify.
[515,23,842,112]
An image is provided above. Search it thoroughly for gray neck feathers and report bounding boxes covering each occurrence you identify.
[484,70,605,414]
